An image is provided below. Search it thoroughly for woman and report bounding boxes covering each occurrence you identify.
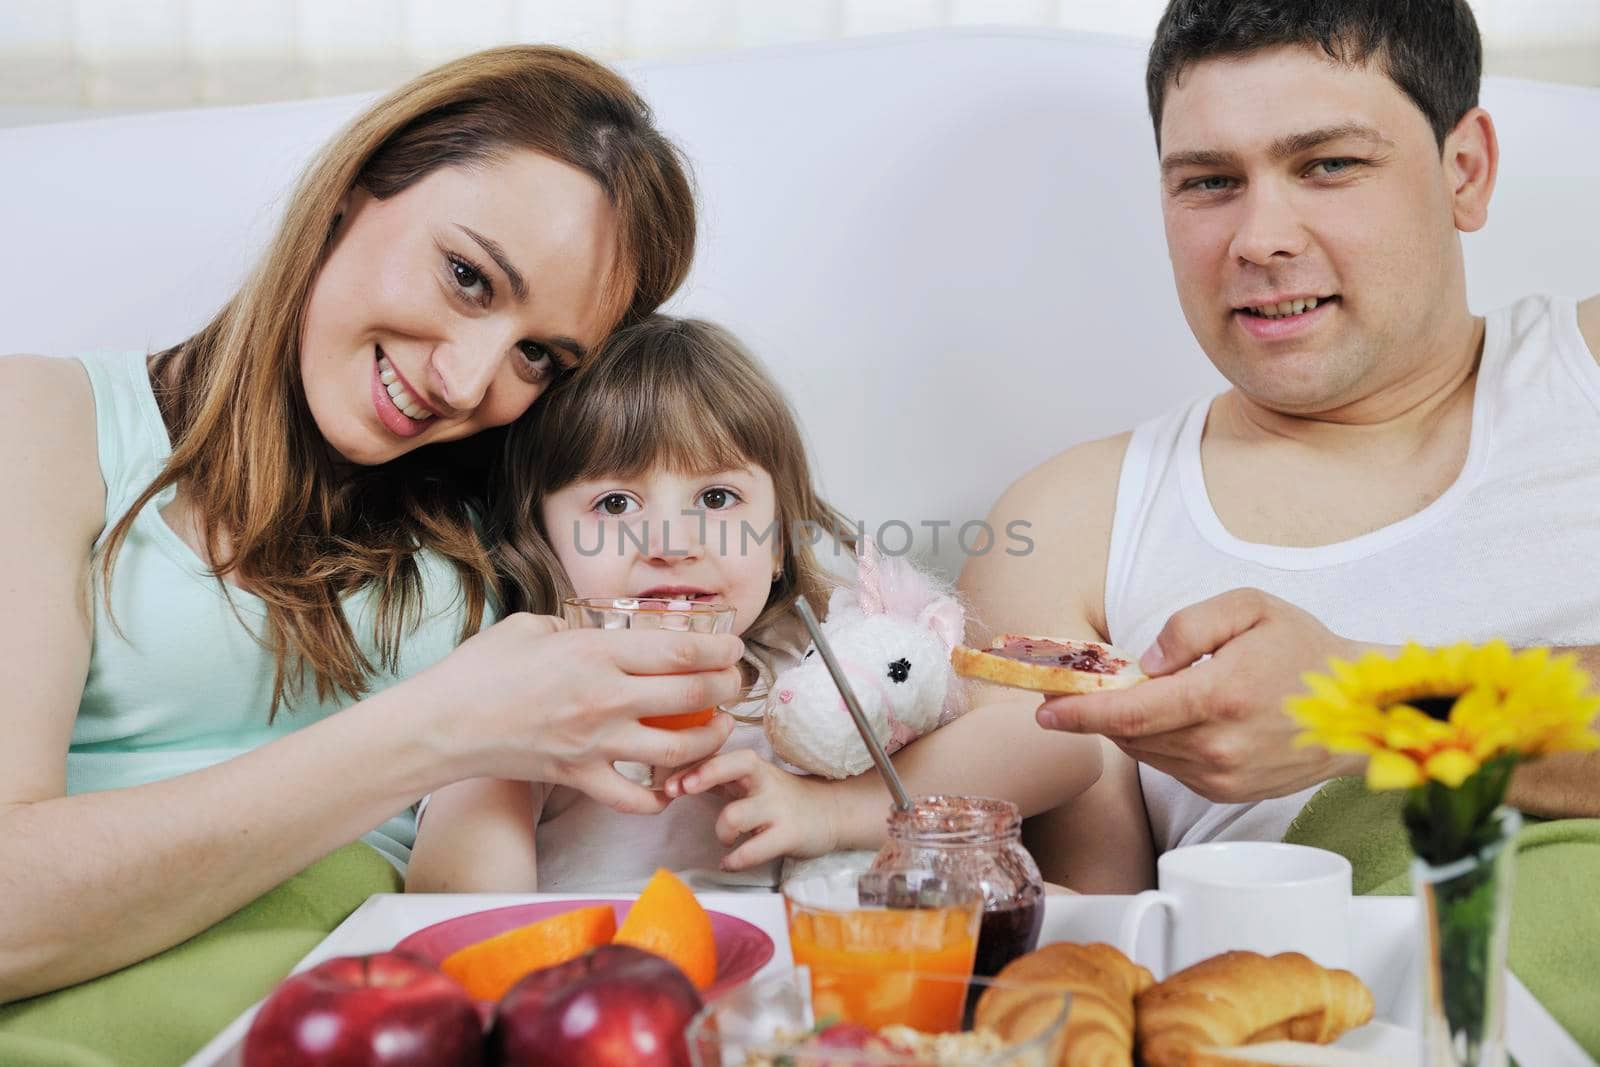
[0,45,740,1004]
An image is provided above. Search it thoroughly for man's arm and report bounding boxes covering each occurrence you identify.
[1578,293,1600,366]
[1039,592,1600,817]
[1039,590,1367,802]
[1534,295,1600,814]
[955,433,1157,893]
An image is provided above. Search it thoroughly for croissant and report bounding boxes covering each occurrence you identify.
[974,941,1155,1067]
[1134,951,1375,1067]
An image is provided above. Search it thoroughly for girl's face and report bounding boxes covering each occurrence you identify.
[542,464,781,637]
[300,150,620,466]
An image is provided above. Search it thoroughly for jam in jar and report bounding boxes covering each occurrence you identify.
[864,795,1045,977]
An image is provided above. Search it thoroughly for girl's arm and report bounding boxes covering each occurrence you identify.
[407,779,542,893]
[810,697,1109,851]
[668,709,1106,873]
[0,357,743,1003]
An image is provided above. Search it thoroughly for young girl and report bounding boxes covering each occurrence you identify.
[406,316,1104,892]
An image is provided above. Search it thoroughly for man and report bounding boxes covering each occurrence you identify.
[948,0,1600,890]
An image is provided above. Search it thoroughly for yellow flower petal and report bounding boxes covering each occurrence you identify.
[1424,748,1482,788]
[1367,749,1425,790]
[1289,640,1600,785]
[1384,706,1454,750]
[1525,724,1600,757]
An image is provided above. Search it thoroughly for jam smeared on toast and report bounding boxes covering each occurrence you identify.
[993,636,1129,674]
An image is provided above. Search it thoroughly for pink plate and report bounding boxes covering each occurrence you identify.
[394,899,775,1002]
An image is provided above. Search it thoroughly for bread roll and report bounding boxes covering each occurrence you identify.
[1135,951,1374,1067]
[975,941,1154,1067]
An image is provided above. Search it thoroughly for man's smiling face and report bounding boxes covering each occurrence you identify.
[1158,45,1475,416]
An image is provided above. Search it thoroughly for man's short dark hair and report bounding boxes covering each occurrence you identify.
[1146,0,1482,150]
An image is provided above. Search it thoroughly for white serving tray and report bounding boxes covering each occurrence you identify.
[185,893,1594,1067]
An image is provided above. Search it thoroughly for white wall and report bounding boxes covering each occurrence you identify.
[2,0,1598,127]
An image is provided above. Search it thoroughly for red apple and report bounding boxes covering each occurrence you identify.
[489,943,704,1067]
[243,951,484,1067]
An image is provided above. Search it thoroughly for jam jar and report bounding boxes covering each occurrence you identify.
[865,795,1045,977]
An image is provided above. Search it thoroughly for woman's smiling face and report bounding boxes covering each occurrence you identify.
[299,150,621,465]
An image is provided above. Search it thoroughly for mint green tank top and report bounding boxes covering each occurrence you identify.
[69,351,487,871]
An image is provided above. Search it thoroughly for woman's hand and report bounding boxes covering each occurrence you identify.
[662,749,842,871]
[411,612,743,814]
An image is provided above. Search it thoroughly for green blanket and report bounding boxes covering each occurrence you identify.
[0,842,401,1067]
[1285,776,1600,1059]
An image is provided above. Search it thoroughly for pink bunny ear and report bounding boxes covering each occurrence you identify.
[918,595,965,652]
[853,535,965,632]
[872,552,951,620]
[855,536,885,616]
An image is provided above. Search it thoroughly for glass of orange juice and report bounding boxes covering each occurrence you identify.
[562,596,737,786]
[782,867,982,1034]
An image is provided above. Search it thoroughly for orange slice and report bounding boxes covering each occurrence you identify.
[438,903,617,1001]
[613,868,718,990]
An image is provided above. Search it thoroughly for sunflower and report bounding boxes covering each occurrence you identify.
[1292,643,1599,1056]
[1287,640,1600,791]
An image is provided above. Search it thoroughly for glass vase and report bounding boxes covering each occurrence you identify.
[1413,806,1522,1067]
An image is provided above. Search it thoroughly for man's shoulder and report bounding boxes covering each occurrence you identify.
[962,430,1135,643]
[1001,385,1211,511]
[1001,431,1133,513]
[1577,293,1600,366]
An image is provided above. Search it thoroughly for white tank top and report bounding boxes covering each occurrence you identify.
[1105,294,1600,851]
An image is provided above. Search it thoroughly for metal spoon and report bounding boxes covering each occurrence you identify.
[794,598,913,812]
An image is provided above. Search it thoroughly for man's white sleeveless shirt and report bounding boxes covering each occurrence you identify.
[1103,295,1600,850]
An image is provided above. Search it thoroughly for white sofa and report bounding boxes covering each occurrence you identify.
[4,28,1598,576]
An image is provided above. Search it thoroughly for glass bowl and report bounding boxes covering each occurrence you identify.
[686,967,1071,1067]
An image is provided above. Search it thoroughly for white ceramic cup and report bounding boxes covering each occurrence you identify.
[1117,841,1353,976]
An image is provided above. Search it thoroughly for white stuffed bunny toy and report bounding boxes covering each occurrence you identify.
[764,537,968,780]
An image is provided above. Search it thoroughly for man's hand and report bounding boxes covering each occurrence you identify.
[1036,589,1367,802]
[661,749,842,872]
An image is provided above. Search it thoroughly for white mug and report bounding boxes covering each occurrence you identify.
[1117,841,1352,976]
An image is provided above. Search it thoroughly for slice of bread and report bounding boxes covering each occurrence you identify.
[950,634,1146,695]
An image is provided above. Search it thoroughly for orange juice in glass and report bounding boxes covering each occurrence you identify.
[561,597,736,784]
[782,869,981,1033]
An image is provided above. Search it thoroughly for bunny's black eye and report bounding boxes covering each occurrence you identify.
[804,647,816,660]
[888,658,911,683]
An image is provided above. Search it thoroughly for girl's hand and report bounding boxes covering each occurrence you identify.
[663,749,842,871]
[412,612,742,815]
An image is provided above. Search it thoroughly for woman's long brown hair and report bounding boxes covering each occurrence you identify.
[100,46,696,718]
[490,316,857,684]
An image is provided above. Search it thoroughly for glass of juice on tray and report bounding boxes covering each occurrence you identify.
[562,596,737,786]
[782,867,981,1034]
